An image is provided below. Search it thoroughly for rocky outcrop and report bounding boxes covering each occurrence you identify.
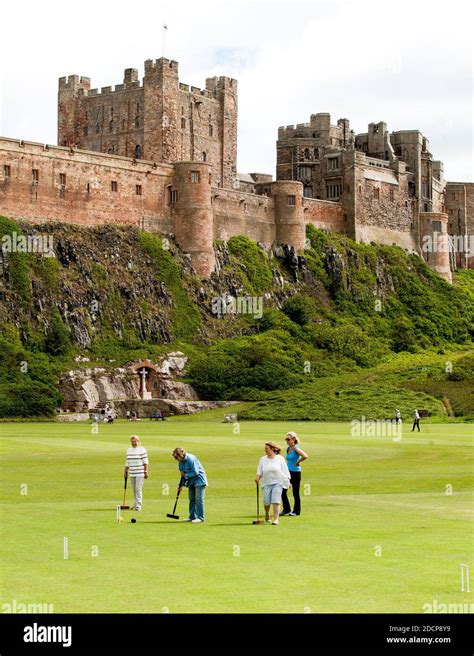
[59,352,199,412]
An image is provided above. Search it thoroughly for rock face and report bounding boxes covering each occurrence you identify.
[59,352,199,412]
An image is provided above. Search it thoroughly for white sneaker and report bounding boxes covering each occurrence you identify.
[182,518,192,522]
[265,518,271,523]
[191,518,204,523]
[271,520,279,525]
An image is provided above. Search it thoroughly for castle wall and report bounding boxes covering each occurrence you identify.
[302,198,345,233]
[212,189,275,245]
[0,138,173,232]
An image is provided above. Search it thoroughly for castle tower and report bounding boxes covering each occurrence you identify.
[271,181,305,251]
[420,212,452,282]
[58,75,91,147]
[57,58,237,189]
[172,162,215,277]
[143,58,180,163]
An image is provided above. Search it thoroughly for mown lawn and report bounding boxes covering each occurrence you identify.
[0,419,472,613]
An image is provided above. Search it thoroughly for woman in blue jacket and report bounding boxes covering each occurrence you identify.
[172,447,208,523]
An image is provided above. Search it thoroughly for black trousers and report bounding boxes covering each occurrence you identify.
[281,471,301,515]
[412,418,420,431]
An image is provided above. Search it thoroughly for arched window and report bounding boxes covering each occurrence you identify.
[201,151,207,162]
[135,144,142,160]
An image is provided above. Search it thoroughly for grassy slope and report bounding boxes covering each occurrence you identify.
[0,420,472,613]
[238,350,474,421]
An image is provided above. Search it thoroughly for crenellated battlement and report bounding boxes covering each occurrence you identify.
[58,75,91,91]
[144,58,179,73]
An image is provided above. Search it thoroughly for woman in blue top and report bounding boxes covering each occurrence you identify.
[172,447,208,523]
[281,432,308,516]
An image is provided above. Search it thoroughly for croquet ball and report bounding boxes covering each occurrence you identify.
[117,517,123,523]
[131,518,136,523]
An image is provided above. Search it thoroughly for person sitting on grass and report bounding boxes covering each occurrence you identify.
[172,447,208,523]
[255,442,290,525]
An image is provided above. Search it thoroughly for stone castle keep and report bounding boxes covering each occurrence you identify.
[1,57,472,281]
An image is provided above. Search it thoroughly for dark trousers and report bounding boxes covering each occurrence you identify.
[412,418,420,432]
[281,471,301,515]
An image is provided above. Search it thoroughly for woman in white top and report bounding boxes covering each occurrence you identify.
[255,442,290,525]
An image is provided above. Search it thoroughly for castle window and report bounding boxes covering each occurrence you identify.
[389,188,394,202]
[135,145,142,160]
[326,183,342,200]
[424,203,429,212]
[181,117,186,129]
[373,188,380,200]
[201,152,207,162]
[328,157,339,171]
[432,220,442,232]
[303,186,313,198]
[111,180,118,192]
[32,169,39,185]
[298,166,311,181]
[287,195,296,206]
[191,171,200,183]
[136,185,142,196]
[108,146,115,154]
[59,173,66,198]
[3,165,11,180]
[209,124,213,137]
[168,188,178,204]
[304,148,311,160]
[87,183,90,194]
[109,120,114,132]
[135,116,140,129]
[83,126,88,136]
[358,184,362,195]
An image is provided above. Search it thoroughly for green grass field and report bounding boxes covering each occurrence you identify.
[0,419,472,614]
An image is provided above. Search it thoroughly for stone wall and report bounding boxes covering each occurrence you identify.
[0,137,174,233]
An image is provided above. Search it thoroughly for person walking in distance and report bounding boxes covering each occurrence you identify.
[395,409,401,424]
[281,432,308,516]
[124,435,149,511]
[172,448,208,523]
[255,442,290,525]
[412,409,421,432]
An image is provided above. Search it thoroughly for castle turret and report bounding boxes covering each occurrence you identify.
[143,58,180,163]
[420,212,452,282]
[58,75,91,147]
[172,161,215,277]
[271,180,305,251]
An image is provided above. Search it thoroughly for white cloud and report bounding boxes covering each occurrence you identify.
[0,0,472,180]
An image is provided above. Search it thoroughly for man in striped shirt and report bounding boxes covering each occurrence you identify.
[124,436,149,511]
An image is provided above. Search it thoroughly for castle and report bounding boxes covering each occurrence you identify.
[1,57,472,281]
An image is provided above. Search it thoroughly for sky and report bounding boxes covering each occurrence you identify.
[0,0,472,181]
